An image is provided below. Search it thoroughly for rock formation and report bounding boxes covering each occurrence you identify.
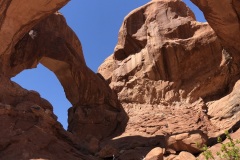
[190,0,240,57]
[99,0,240,158]
[7,12,127,140]
[0,0,127,159]
[0,76,97,160]
[0,0,240,159]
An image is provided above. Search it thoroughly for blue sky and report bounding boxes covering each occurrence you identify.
[12,0,206,129]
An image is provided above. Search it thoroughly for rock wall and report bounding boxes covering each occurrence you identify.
[0,0,127,159]
[190,0,240,56]
[99,0,240,159]
[6,13,127,140]
[0,0,240,159]
[0,76,97,160]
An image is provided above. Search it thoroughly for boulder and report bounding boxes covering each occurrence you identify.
[173,151,196,160]
[145,147,164,160]
[166,131,207,154]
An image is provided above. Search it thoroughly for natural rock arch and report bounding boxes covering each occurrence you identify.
[2,13,127,140]
[12,63,72,129]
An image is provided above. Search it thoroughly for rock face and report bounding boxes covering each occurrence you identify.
[0,0,127,159]
[145,147,164,160]
[99,0,240,158]
[190,0,240,57]
[197,128,240,160]
[1,0,240,159]
[0,77,97,160]
[99,0,238,136]
[0,0,70,58]
[0,1,127,141]
[7,12,127,140]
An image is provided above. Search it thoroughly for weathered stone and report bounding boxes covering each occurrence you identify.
[99,0,240,158]
[0,0,69,58]
[98,144,119,158]
[1,11,127,140]
[0,0,127,159]
[207,80,240,135]
[190,0,240,56]
[173,151,196,160]
[0,77,96,160]
[99,0,230,140]
[1,0,240,159]
[166,131,207,154]
[145,147,164,160]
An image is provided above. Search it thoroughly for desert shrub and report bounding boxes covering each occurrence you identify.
[199,131,240,160]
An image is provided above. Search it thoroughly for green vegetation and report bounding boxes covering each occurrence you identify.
[199,131,240,160]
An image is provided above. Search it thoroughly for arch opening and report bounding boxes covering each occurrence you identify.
[11,63,71,130]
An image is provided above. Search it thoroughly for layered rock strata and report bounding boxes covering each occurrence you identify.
[1,0,240,159]
[190,0,240,56]
[0,0,127,159]
[99,0,240,158]
[0,76,97,160]
[6,13,127,140]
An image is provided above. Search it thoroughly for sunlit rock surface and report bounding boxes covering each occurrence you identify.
[1,0,240,159]
[99,0,240,158]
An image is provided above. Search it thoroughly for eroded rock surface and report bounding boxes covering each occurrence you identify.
[0,0,127,159]
[99,0,240,158]
[190,0,240,56]
[0,76,97,160]
[1,0,240,159]
[0,0,70,59]
[6,12,127,140]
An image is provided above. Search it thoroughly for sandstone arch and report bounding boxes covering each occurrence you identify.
[1,12,127,140]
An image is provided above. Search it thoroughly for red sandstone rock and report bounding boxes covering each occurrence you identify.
[0,77,96,160]
[190,0,240,56]
[0,0,127,159]
[99,0,224,138]
[1,11,127,140]
[0,0,69,58]
[145,147,164,160]
[166,131,207,154]
[173,151,196,160]
[99,0,240,158]
[1,0,240,159]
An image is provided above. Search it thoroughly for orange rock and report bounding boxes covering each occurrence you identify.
[166,131,207,154]
[191,0,240,56]
[145,147,164,160]
[173,151,196,160]
[1,7,127,141]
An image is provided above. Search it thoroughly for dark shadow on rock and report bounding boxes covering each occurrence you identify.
[99,135,165,160]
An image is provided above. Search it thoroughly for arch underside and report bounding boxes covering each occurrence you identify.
[2,13,127,139]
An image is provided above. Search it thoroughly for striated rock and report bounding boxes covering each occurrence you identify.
[0,77,96,160]
[99,0,230,137]
[1,11,127,140]
[1,0,240,159]
[207,80,240,136]
[0,0,127,159]
[145,147,164,160]
[190,0,240,56]
[99,0,240,158]
[99,0,225,106]
[0,0,69,59]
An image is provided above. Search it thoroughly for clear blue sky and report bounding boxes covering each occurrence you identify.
[12,0,206,130]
